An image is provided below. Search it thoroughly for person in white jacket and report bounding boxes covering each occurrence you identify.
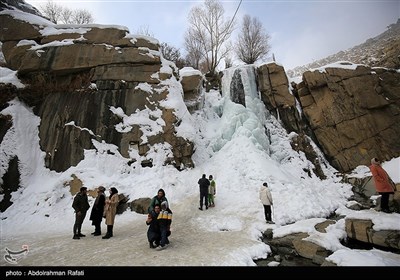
[259,182,273,223]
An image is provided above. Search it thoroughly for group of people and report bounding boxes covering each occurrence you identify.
[72,157,395,248]
[146,188,173,250]
[72,186,173,250]
[197,173,274,223]
[257,157,396,224]
[256,157,396,225]
[72,186,119,240]
[197,174,216,210]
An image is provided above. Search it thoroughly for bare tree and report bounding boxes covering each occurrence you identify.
[235,14,271,64]
[184,29,203,69]
[136,25,154,37]
[72,9,93,24]
[40,0,60,23]
[40,0,94,24]
[160,42,185,68]
[185,0,235,75]
[161,43,180,62]
[60,8,73,24]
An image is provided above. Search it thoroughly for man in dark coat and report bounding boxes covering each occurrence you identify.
[146,204,161,248]
[72,187,90,239]
[89,186,106,236]
[197,174,210,210]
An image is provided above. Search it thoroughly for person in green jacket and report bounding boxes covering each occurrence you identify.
[148,188,168,213]
[208,175,216,207]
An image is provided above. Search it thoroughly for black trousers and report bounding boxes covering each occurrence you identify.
[379,192,394,211]
[263,205,272,221]
[73,211,87,235]
[200,190,209,208]
[93,220,102,234]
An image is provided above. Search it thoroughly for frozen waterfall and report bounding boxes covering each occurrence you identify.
[211,65,270,153]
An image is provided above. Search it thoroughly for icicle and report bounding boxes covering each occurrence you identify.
[276,107,280,122]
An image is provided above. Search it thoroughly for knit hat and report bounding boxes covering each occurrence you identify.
[80,187,87,192]
[371,158,380,165]
[98,186,105,192]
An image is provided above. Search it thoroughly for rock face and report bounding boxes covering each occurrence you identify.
[0,7,194,175]
[345,218,400,250]
[180,67,204,113]
[299,64,400,171]
[260,218,399,266]
[0,0,42,18]
[230,69,246,107]
[257,63,329,179]
[258,62,400,173]
[265,229,332,266]
[1,2,399,208]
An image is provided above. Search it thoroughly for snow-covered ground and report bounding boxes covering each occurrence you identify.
[1,65,399,268]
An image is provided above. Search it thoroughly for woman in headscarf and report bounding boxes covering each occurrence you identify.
[102,187,119,239]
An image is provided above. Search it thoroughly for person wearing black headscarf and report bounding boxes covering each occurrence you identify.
[102,187,119,239]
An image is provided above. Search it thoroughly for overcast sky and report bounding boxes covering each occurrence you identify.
[24,0,400,69]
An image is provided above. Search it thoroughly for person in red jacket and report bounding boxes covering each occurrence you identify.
[369,158,395,213]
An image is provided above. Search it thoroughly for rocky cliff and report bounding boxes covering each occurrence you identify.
[0,7,195,175]
[257,62,400,173]
[1,1,399,187]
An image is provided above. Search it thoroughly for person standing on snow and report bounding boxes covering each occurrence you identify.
[259,182,273,223]
[208,175,216,207]
[72,187,90,239]
[198,174,210,210]
[89,186,106,236]
[369,158,395,213]
[102,187,119,239]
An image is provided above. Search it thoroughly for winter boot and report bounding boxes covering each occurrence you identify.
[102,232,111,239]
[102,225,113,239]
[77,224,85,237]
[93,224,101,236]
[109,225,113,237]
